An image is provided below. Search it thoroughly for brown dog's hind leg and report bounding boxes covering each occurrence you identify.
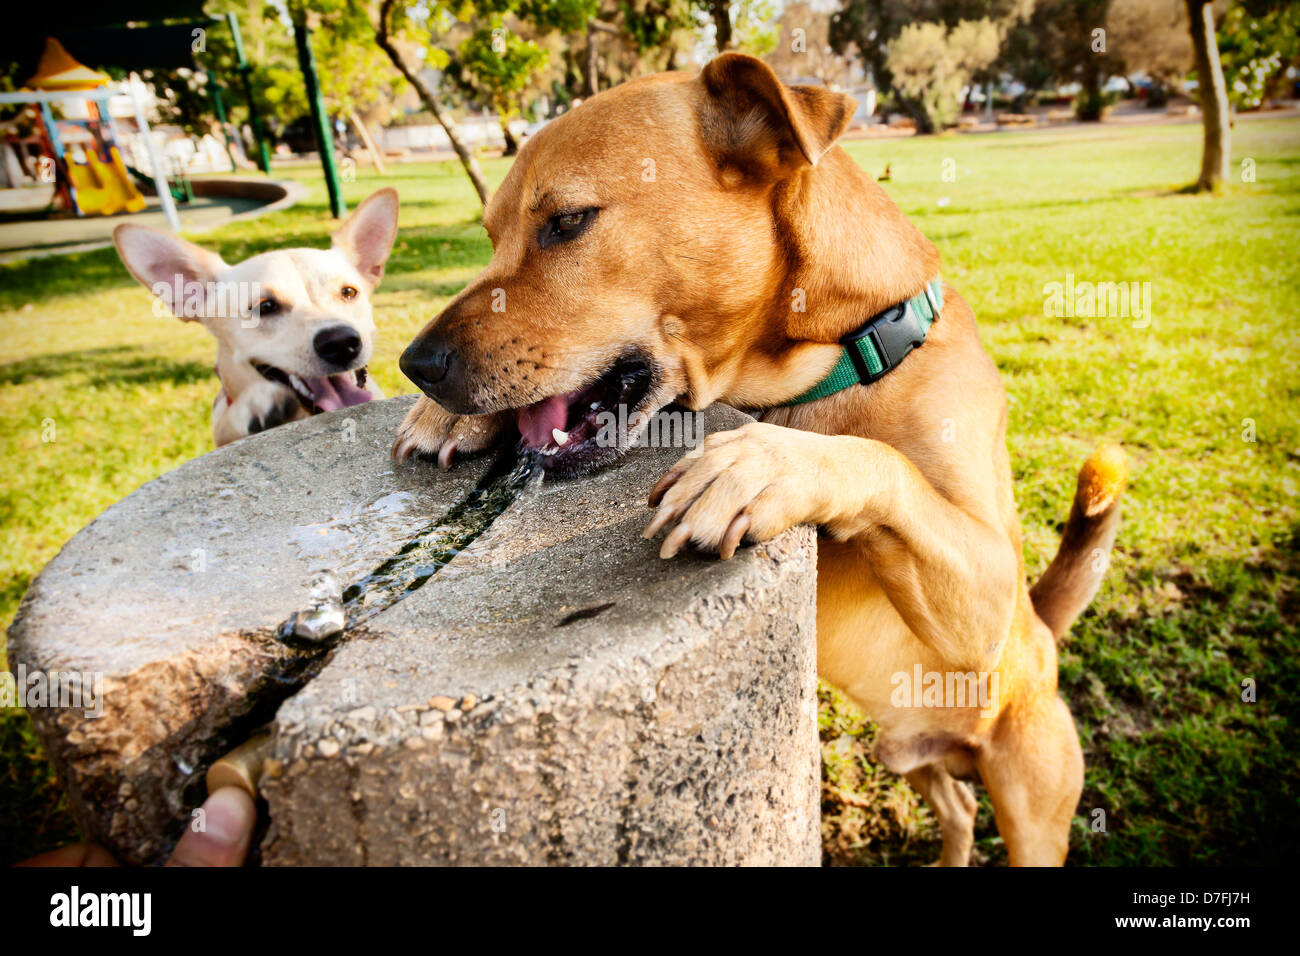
[906,764,978,866]
[977,695,1084,866]
[392,395,511,468]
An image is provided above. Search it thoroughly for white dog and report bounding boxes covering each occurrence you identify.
[113,188,398,446]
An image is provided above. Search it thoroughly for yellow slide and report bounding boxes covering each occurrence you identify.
[66,146,146,216]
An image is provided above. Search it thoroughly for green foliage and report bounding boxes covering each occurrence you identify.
[620,0,697,52]
[519,0,602,33]
[999,0,1119,118]
[1217,1,1300,110]
[313,0,410,119]
[205,0,308,135]
[730,0,781,55]
[1073,86,1121,122]
[456,19,551,119]
[886,18,1001,131]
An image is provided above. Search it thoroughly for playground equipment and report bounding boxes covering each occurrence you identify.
[2,4,345,222]
[0,38,180,224]
[29,38,146,217]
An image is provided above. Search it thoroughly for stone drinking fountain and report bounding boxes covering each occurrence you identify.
[10,397,820,865]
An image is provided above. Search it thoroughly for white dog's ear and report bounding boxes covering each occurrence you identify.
[113,225,227,321]
[333,188,399,287]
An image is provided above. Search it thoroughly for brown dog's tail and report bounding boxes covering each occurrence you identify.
[1029,444,1127,642]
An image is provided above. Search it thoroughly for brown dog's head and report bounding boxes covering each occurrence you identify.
[401,54,936,475]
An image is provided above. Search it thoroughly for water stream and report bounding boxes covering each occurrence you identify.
[278,450,538,641]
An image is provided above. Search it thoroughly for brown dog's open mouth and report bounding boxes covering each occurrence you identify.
[255,364,373,414]
[514,354,655,475]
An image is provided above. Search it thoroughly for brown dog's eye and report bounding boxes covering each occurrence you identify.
[539,207,598,248]
[341,285,358,300]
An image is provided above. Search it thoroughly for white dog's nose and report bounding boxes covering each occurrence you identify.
[314,325,362,367]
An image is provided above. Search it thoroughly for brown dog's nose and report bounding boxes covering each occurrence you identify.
[400,338,454,395]
[314,325,362,367]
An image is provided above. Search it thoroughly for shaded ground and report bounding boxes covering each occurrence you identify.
[0,191,269,260]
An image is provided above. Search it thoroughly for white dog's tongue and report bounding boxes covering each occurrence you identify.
[307,374,372,412]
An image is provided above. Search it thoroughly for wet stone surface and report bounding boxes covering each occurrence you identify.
[11,396,820,865]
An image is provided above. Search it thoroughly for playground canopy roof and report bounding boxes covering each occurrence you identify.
[2,2,211,76]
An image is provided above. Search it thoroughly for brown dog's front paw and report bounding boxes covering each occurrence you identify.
[642,422,821,559]
[392,395,510,469]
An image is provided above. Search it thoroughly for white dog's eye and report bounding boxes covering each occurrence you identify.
[257,298,281,317]
[341,285,358,300]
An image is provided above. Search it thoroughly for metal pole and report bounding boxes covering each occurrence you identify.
[293,14,345,218]
[207,69,238,173]
[126,75,181,232]
[227,11,272,174]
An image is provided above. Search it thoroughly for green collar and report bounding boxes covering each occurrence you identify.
[785,278,943,405]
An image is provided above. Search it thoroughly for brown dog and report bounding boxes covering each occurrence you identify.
[393,53,1125,865]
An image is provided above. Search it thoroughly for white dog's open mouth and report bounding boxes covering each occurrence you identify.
[254,364,373,414]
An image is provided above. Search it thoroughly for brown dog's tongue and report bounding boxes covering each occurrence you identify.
[306,374,372,412]
[517,394,569,448]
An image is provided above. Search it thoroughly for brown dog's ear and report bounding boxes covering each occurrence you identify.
[698,52,856,174]
[333,187,399,287]
[112,224,227,321]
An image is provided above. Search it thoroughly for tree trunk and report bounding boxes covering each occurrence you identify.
[1076,57,1104,122]
[346,105,386,176]
[501,121,519,157]
[711,2,733,51]
[900,94,936,135]
[376,0,490,206]
[586,22,599,98]
[584,20,618,99]
[1185,0,1230,192]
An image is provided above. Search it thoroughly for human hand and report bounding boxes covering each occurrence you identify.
[16,786,256,867]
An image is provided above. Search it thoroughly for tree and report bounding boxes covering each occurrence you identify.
[831,0,1033,127]
[375,0,492,205]
[544,1,697,99]
[999,0,1118,120]
[1216,0,1300,110]
[1184,0,1230,191]
[612,1,699,77]
[124,0,305,158]
[766,1,857,86]
[730,0,781,54]
[886,18,1001,132]
[702,1,734,49]
[209,0,309,143]
[450,19,550,155]
[1105,0,1191,107]
[314,0,409,174]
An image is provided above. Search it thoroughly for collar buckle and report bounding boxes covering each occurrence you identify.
[841,300,927,385]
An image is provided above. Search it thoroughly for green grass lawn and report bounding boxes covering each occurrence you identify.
[2,116,1298,865]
